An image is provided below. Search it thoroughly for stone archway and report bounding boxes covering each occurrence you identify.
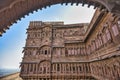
[0,0,120,36]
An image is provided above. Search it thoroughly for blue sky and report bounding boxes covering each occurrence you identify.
[0,4,95,69]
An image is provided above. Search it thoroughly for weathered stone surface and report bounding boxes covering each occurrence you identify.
[20,8,120,80]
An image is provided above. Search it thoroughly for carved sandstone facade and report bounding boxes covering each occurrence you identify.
[20,9,120,80]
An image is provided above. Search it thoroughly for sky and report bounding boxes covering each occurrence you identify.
[0,4,95,69]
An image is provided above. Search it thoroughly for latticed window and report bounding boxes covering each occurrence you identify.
[112,24,119,36]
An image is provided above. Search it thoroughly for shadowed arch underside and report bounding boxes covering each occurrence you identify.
[0,0,120,36]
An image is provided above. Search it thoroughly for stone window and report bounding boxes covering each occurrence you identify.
[34,64,36,73]
[79,66,82,72]
[95,39,99,49]
[106,29,111,40]
[83,48,86,55]
[74,48,77,55]
[99,34,103,46]
[92,41,96,51]
[30,64,33,72]
[102,34,107,44]
[45,50,47,55]
[65,48,68,56]
[91,42,93,52]
[112,24,119,36]
[22,65,25,72]
[87,46,90,55]
[57,49,61,55]
[81,48,83,55]
[43,67,46,74]
[68,49,71,56]
[118,20,120,28]
[73,66,75,73]
[57,64,60,71]
[72,49,74,55]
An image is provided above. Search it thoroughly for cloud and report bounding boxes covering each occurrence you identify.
[56,4,95,24]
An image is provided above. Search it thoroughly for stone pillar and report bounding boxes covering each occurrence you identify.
[60,63,61,73]
[53,64,55,73]
[56,63,57,73]
[64,64,66,74]
[29,64,31,73]
[62,63,65,74]
[71,64,73,74]
[36,64,38,74]
[61,64,63,73]
[68,63,70,73]
[42,65,43,74]
[33,64,35,73]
